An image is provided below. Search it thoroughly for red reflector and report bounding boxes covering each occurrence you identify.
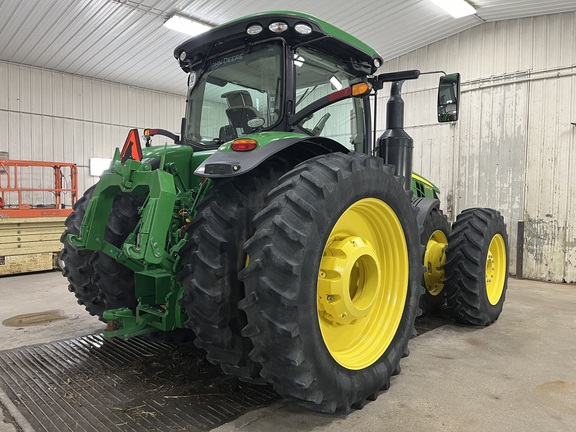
[231,139,258,152]
[328,87,352,102]
[120,129,143,165]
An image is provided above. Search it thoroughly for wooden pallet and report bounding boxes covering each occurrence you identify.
[0,217,66,276]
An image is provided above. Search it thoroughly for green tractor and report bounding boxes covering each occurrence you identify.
[61,11,508,413]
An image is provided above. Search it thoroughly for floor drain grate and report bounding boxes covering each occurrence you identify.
[0,315,450,431]
[0,334,279,432]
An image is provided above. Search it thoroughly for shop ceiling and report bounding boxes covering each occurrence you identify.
[0,0,575,95]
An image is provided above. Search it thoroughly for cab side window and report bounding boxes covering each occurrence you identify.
[294,48,366,152]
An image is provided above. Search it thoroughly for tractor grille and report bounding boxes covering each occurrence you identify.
[0,334,279,432]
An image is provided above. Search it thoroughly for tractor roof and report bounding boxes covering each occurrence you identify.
[174,11,383,75]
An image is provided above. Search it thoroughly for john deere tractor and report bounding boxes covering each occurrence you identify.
[61,11,508,413]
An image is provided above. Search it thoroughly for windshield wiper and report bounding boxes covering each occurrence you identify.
[296,85,318,107]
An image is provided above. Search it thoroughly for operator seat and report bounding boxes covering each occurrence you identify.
[222,90,260,136]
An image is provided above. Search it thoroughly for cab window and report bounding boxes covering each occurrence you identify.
[294,47,366,152]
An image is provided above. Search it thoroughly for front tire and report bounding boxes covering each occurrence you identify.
[239,153,422,413]
[444,208,508,326]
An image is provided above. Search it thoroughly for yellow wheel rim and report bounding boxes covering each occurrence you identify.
[317,198,409,370]
[485,234,506,305]
[423,230,448,296]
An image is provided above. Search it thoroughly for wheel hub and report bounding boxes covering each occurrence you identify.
[486,253,495,284]
[318,236,381,325]
[423,230,448,296]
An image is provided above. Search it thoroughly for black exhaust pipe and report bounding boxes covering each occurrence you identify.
[377,80,413,191]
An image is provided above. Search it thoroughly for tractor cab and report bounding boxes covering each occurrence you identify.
[175,11,382,154]
[174,11,460,185]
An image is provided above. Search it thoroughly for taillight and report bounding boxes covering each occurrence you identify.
[231,138,258,152]
[351,82,372,97]
[144,128,159,137]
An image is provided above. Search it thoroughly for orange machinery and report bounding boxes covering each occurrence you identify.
[0,160,78,275]
[0,159,77,217]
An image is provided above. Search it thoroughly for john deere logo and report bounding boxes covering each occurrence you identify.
[209,54,244,70]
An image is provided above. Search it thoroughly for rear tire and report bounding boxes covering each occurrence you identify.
[239,153,422,413]
[61,186,143,321]
[445,208,508,326]
[419,208,451,315]
[178,160,289,381]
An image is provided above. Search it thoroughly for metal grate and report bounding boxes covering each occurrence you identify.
[0,334,279,432]
[0,315,449,431]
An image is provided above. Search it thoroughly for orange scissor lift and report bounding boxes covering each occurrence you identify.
[0,160,78,275]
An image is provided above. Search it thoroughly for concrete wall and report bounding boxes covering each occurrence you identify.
[0,60,186,203]
[378,12,576,283]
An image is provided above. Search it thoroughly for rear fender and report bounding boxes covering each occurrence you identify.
[195,134,349,178]
[412,197,441,228]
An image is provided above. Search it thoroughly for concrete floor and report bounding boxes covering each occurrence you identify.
[0,271,575,432]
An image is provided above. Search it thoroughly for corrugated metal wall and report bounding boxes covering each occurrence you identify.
[379,12,576,283]
[1,11,575,282]
[0,60,186,203]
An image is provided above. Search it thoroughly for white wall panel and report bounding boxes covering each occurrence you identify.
[524,75,576,283]
[0,60,186,204]
[380,12,576,283]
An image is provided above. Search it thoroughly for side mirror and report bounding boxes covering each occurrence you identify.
[437,73,461,122]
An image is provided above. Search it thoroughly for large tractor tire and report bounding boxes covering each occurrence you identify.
[178,160,289,381]
[239,153,422,413]
[444,208,508,326]
[420,208,451,314]
[61,186,143,321]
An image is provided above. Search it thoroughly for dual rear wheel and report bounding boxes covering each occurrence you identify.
[418,205,508,325]
[419,207,451,315]
[177,160,290,381]
[182,152,422,412]
[180,153,509,412]
[445,208,508,325]
[239,153,422,412]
